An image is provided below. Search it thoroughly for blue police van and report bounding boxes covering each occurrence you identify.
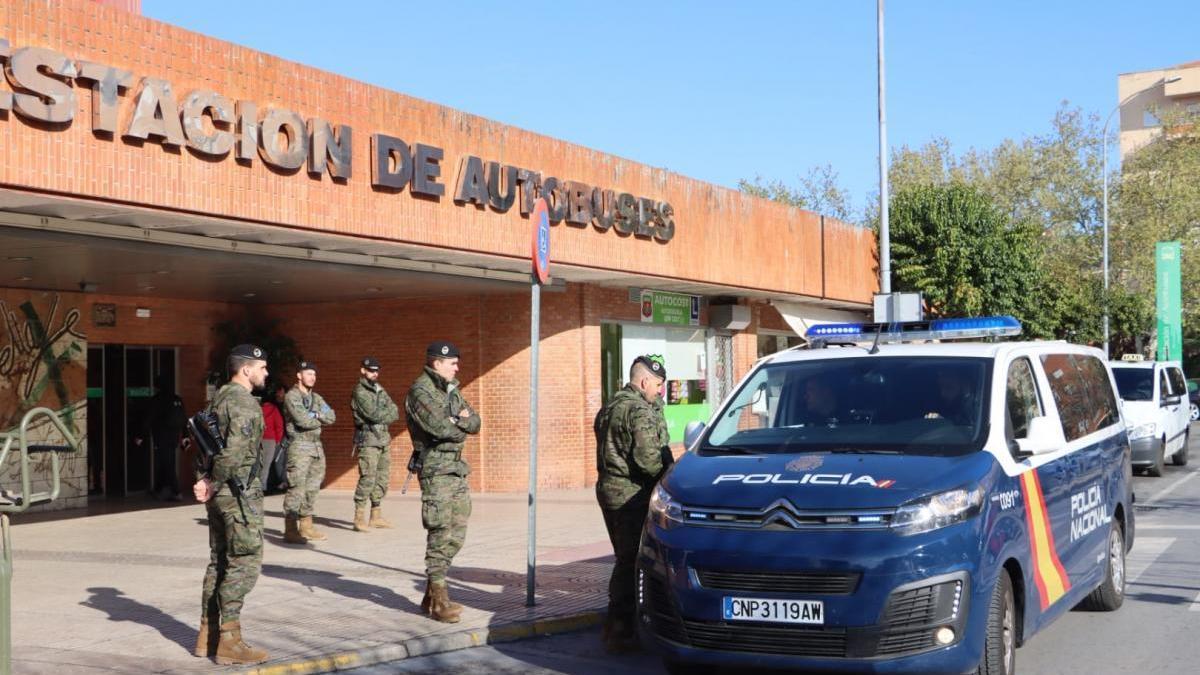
[639,317,1133,674]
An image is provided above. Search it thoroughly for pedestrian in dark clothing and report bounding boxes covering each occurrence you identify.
[135,375,187,501]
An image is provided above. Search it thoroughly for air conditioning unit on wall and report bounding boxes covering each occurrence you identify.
[709,304,750,331]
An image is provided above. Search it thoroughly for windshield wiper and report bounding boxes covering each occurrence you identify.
[826,447,903,455]
[701,445,759,456]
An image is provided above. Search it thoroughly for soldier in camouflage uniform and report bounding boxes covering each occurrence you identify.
[593,355,672,653]
[350,356,400,532]
[193,344,269,665]
[405,340,481,623]
[282,361,336,544]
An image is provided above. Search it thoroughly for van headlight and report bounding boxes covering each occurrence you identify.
[892,486,984,536]
[1128,423,1156,440]
[649,484,684,529]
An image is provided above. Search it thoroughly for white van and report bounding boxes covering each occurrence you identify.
[1110,359,1191,476]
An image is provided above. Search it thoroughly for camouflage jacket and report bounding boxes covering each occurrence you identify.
[204,382,264,489]
[351,377,400,448]
[284,387,336,447]
[594,384,672,510]
[405,367,481,478]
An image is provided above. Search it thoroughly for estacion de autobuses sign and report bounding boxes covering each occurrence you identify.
[0,40,676,242]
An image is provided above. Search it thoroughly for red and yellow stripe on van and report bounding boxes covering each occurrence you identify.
[1020,470,1071,610]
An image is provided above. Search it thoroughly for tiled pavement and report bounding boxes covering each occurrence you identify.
[6,489,612,673]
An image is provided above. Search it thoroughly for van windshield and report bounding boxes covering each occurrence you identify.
[703,356,991,457]
[1111,368,1153,401]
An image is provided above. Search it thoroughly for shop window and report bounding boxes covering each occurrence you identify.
[606,322,710,444]
[757,333,804,359]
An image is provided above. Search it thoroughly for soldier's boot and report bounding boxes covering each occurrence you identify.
[215,620,268,665]
[426,581,462,623]
[353,505,370,532]
[193,617,219,657]
[421,581,464,615]
[369,506,394,529]
[283,513,308,545]
[299,515,327,541]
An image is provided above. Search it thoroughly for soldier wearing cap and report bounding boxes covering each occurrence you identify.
[350,356,401,532]
[593,355,673,653]
[282,360,336,544]
[404,340,481,623]
[193,344,269,665]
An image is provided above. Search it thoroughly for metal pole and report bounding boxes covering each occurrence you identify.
[877,0,891,294]
[526,278,540,607]
[2,514,12,675]
[1102,118,1111,359]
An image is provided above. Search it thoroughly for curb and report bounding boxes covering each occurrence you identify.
[240,610,605,675]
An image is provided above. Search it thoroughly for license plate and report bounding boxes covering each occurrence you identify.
[722,596,824,625]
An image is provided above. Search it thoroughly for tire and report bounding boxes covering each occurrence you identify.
[977,572,1016,675]
[1146,438,1166,477]
[1191,403,1199,422]
[1173,431,1190,466]
[1080,521,1126,611]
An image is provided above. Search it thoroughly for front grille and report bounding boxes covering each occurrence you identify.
[876,629,937,656]
[682,499,895,531]
[642,572,687,643]
[681,619,847,657]
[696,569,860,595]
[882,584,940,628]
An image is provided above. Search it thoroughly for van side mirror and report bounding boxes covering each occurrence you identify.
[1161,395,1181,408]
[1015,416,1064,457]
[684,421,707,450]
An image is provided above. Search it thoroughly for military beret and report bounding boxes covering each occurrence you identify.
[426,341,460,359]
[230,344,265,360]
[297,360,317,372]
[361,356,381,371]
[634,355,666,380]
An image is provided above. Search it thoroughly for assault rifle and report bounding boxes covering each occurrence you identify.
[188,410,256,522]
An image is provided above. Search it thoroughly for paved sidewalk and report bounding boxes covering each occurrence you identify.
[6,489,613,674]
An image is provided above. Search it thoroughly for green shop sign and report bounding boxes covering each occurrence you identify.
[639,290,700,326]
[1156,241,1182,362]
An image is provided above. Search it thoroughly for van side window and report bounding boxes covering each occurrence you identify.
[1076,355,1121,432]
[1005,358,1042,442]
[1168,367,1187,398]
[1040,353,1089,442]
[1160,370,1172,400]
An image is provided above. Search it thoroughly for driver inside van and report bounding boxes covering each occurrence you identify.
[798,377,840,426]
[924,369,974,425]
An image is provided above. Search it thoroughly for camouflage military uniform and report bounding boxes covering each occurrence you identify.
[405,367,481,583]
[594,384,672,632]
[283,387,335,517]
[351,377,400,507]
[200,382,265,624]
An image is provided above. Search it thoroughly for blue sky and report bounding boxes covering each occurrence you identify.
[143,0,1200,216]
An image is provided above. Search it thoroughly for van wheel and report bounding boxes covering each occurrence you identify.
[1172,431,1189,466]
[1080,522,1126,611]
[1146,438,1166,477]
[978,573,1016,675]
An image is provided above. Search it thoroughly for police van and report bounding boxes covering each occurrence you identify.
[639,317,1133,675]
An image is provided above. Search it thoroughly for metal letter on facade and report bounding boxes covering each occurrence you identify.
[591,188,615,232]
[258,108,308,171]
[74,61,133,134]
[517,169,541,215]
[124,77,185,146]
[486,161,517,212]
[371,133,412,190]
[635,197,658,239]
[308,119,352,180]
[540,177,565,224]
[654,201,676,242]
[564,181,593,226]
[5,46,77,124]
[412,143,446,197]
[235,100,258,163]
[613,192,638,235]
[181,89,235,156]
[453,155,489,206]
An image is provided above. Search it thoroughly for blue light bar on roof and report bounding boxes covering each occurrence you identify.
[806,315,1021,345]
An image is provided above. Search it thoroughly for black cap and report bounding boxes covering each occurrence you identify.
[361,356,381,371]
[297,360,317,372]
[634,355,666,380]
[426,340,460,359]
[230,344,265,360]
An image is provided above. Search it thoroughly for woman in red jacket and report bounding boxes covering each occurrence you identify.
[260,383,286,492]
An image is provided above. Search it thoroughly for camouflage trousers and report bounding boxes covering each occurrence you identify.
[353,445,391,507]
[284,442,325,516]
[419,474,472,583]
[601,499,649,628]
[201,484,264,623]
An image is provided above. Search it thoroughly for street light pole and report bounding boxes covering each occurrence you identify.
[1101,74,1180,359]
[877,0,891,295]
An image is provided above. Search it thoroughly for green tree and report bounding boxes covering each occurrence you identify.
[738,164,856,222]
[889,182,1049,332]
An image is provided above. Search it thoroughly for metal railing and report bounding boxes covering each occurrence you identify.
[0,407,80,675]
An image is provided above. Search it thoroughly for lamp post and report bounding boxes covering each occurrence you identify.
[877,0,891,295]
[1102,74,1181,358]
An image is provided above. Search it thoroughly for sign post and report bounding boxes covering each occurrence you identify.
[1156,241,1182,362]
[527,198,550,607]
